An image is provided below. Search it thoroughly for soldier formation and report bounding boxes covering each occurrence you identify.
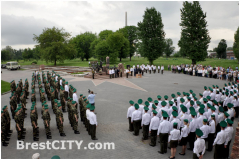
[2,70,98,147]
[127,81,239,159]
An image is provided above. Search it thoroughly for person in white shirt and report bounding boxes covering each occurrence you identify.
[111,69,115,79]
[203,86,209,98]
[233,95,239,118]
[125,68,129,78]
[157,112,171,154]
[72,89,78,110]
[127,100,135,132]
[130,67,133,76]
[224,119,234,158]
[64,82,69,99]
[207,114,216,151]
[200,119,210,141]
[55,75,58,81]
[149,110,160,146]
[176,92,181,106]
[161,65,164,74]
[213,121,227,159]
[197,108,207,128]
[193,129,206,159]
[188,111,198,150]
[170,111,181,130]
[179,106,189,129]
[89,105,98,140]
[179,119,189,156]
[86,104,91,135]
[215,91,221,102]
[216,107,225,133]
[138,99,144,116]
[199,93,203,104]
[131,104,142,136]
[159,101,169,117]
[209,89,215,101]
[141,107,151,140]
[168,123,180,159]
[158,65,160,73]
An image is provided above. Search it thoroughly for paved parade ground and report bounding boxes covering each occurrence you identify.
[1,69,238,159]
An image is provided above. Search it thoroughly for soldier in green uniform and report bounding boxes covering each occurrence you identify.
[78,94,84,121]
[1,110,9,146]
[31,91,36,102]
[53,99,58,114]
[67,97,72,123]
[69,85,73,99]
[70,101,80,134]
[25,79,29,98]
[45,81,51,101]
[56,104,66,137]
[82,98,87,126]
[50,88,55,108]
[54,80,59,100]
[60,86,66,112]
[16,84,21,104]
[42,105,52,139]
[30,107,39,141]
[40,90,46,103]
[9,96,16,119]
[14,108,24,140]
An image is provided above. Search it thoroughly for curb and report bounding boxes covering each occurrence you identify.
[1,90,11,95]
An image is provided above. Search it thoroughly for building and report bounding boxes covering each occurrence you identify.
[209,51,235,59]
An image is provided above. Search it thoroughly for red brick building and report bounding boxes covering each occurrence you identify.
[209,51,235,59]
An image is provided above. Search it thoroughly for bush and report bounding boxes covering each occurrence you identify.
[32,61,37,64]
[173,53,181,57]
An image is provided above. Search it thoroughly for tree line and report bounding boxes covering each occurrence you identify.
[2,2,239,65]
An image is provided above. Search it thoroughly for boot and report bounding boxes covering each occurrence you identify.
[5,138,10,141]
[33,137,39,141]
[74,130,80,134]
[2,142,8,146]
[8,130,13,133]
[60,133,66,137]
[47,135,52,139]
[23,128,26,131]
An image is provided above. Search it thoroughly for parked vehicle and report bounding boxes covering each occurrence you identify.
[6,62,21,70]
[1,64,6,69]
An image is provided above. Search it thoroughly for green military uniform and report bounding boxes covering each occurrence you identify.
[30,107,39,141]
[78,94,83,121]
[40,90,46,103]
[50,89,55,109]
[1,111,8,146]
[9,96,16,119]
[54,80,59,100]
[56,104,66,136]
[42,105,52,139]
[45,81,51,101]
[60,86,66,112]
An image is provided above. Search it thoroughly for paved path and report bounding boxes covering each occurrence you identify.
[1,69,238,159]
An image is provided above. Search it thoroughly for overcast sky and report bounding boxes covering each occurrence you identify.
[1,1,239,51]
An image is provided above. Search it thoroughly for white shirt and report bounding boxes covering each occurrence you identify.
[208,112,218,124]
[180,125,189,139]
[189,117,198,132]
[149,116,160,131]
[218,113,224,123]
[224,127,234,145]
[65,85,69,92]
[157,120,171,135]
[210,92,215,100]
[141,113,151,126]
[193,138,206,157]
[215,94,221,102]
[131,110,142,122]
[168,129,180,142]
[73,93,78,102]
[203,90,210,98]
[209,120,216,133]
[197,115,207,128]
[127,106,135,118]
[88,111,97,125]
[60,79,62,86]
[170,118,181,130]
[86,109,90,120]
[213,130,227,145]
[180,113,190,127]
[55,76,58,81]
[161,66,164,70]
[200,124,210,138]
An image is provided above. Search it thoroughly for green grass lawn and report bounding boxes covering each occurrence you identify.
[2,57,238,70]
[71,72,85,74]
[1,80,11,94]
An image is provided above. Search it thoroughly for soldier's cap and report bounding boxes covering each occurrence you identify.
[202,118,207,123]
[90,105,95,111]
[162,112,169,118]
[152,104,156,109]
[227,103,233,108]
[67,97,70,100]
[193,96,197,100]
[70,98,73,101]
[184,119,188,123]
[220,121,227,128]
[172,106,178,111]
[161,101,167,106]
[211,105,216,110]
[72,101,76,104]
[42,90,45,93]
[187,97,191,100]
[206,96,211,100]
[164,95,168,99]
[218,106,223,112]
[189,106,195,111]
[230,91,234,95]
[135,103,139,109]
[14,109,19,113]
[138,99,143,104]
[57,103,62,107]
[196,101,201,105]
[153,100,158,104]
[195,129,203,137]
[86,104,91,109]
[144,106,149,111]
[183,92,186,95]
[180,98,185,103]
[190,90,193,93]
[213,100,218,104]
[190,100,194,105]
[60,77,62,79]
[73,89,76,92]
[173,122,178,127]
[84,98,87,101]
[51,155,60,159]
[83,96,86,98]
[172,111,178,117]
[1,110,3,113]
[129,100,134,105]
[79,94,83,96]
[152,110,158,115]
[65,82,68,85]
[216,85,219,88]
[169,101,174,105]
[227,119,233,125]
[145,101,149,106]
[190,111,196,116]
[186,93,190,96]
[177,92,181,96]
[199,108,205,114]
[54,99,58,102]
[31,107,35,111]
[157,95,162,99]
[148,97,152,102]
[224,111,229,117]
[3,105,7,110]
[212,85,215,88]
[171,94,176,98]
[225,92,229,96]
[63,79,65,81]
[42,102,46,106]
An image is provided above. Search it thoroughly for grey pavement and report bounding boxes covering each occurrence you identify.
[1,69,238,159]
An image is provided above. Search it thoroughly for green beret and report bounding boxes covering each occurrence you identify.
[152,110,158,115]
[227,103,233,108]
[73,89,76,92]
[172,111,178,117]
[196,101,201,105]
[57,103,62,107]
[3,105,7,110]
[83,96,86,98]
[44,106,49,109]
[138,99,143,104]
[80,94,83,96]
[31,107,35,111]
[1,110,3,113]
[206,96,211,100]
[203,119,207,123]
[211,106,216,111]
[173,122,178,127]
[181,106,187,113]
[190,90,193,93]
[86,101,89,104]
[129,100,134,105]
[70,98,73,101]
[187,97,191,100]
[203,98,208,102]
[134,103,139,109]
[14,109,19,113]
[190,100,194,105]
[169,101,174,105]
[225,92,229,96]
[200,104,205,109]
[157,95,161,99]
[161,101,167,106]
[177,92,181,96]
[227,119,233,124]
[195,129,203,137]
[164,95,168,99]
[183,92,186,95]
[180,98,185,103]
[162,112,169,118]
[154,100,158,104]
[212,85,215,88]
[184,119,188,123]
[148,97,152,102]
[172,106,178,111]
[51,155,60,159]
[86,104,91,109]
[90,105,95,111]
[152,104,156,109]
[219,121,227,128]
[43,104,48,107]
[224,112,229,117]
[190,111,196,116]
[204,86,207,90]
[171,94,176,98]
[145,101,149,106]
[219,107,224,112]
[199,108,205,114]
[144,106,149,111]
[199,93,203,97]
[186,93,190,96]
[213,100,217,104]
[193,96,197,100]
[189,107,195,112]
[216,85,219,88]
[84,98,87,101]
[72,101,76,104]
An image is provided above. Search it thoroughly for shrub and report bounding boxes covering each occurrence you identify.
[32,61,37,64]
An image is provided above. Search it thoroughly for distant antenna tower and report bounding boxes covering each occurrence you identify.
[125,12,127,26]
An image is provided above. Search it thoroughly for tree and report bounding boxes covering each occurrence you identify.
[72,32,96,61]
[106,32,130,63]
[233,27,239,61]
[1,49,10,61]
[33,27,76,65]
[178,1,211,64]
[137,7,165,64]
[216,39,227,58]
[95,40,111,61]
[227,47,233,51]
[164,38,175,57]
[99,30,113,40]
[117,26,138,61]
[90,39,101,58]
[32,45,41,61]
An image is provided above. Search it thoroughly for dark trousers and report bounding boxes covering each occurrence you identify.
[90,124,96,139]
[133,120,140,135]
[126,73,128,78]
[110,74,111,79]
[235,107,239,118]
[214,144,224,159]
[158,69,160,73]
[64,91,68,100]
[131,71,133,76]
[150,129,157,146]
[193,152,202,159]
[128,118,133,131]
[207,133,215,151]
[160,133,169,153]
[224,140,231,158]
[189,132,196,149]
[142,124,149,140]
[149,70,151,74]
[161,70,163,74]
